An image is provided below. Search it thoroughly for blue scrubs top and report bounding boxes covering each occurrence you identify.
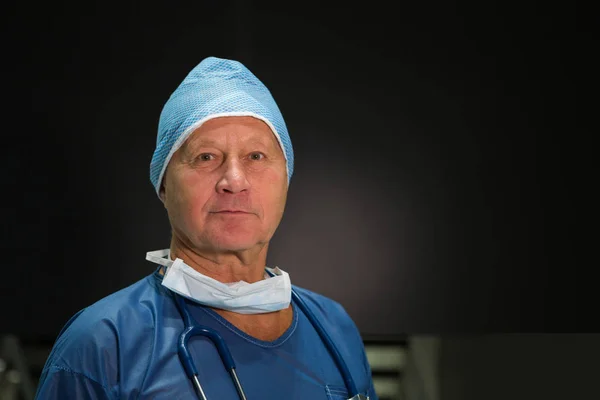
[35,268,378,399]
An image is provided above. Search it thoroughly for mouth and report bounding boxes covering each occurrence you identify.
[212,210,251,214]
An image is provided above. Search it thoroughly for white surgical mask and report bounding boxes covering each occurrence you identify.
[146,249,292,314]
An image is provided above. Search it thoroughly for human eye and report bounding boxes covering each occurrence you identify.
[248,152,265,161]
[197,153,215,161]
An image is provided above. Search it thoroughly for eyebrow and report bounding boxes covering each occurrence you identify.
[185,136,277,152]
[185,137,220,149]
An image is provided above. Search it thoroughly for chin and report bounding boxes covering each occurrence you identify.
[212,239,261,253]
[200,221,266,252]
[204,231,264,253]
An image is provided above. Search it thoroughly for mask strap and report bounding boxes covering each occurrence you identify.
[264,267,283,278]
[148,250,284,279]
[146,249,173,267]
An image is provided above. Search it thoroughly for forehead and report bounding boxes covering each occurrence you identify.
[184,116,279,148]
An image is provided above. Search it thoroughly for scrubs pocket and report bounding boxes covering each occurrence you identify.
[325,384,348,400]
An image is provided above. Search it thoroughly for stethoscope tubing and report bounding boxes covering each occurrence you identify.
[289,289,358,396]
[173,283,359,399]
[175,294,248,399]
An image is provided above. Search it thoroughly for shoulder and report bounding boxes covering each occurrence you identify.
[292,285,360,336]
[40,273,165,390]
[61,273,161,340]
[292,285,344,312]
[73,272,165,327]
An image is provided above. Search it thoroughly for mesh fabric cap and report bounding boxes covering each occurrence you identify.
[150,57,294,196]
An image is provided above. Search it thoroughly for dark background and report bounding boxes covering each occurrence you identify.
[0,0,591,340]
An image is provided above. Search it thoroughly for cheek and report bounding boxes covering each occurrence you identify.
[257,169,287,220]
[172,175,212,226]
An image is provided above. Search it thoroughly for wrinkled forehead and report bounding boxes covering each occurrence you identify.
[182,115,283,152]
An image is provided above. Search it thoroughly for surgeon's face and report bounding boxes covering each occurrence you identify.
[160,116,288,254]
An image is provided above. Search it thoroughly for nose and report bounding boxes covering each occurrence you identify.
[215,158,250,194]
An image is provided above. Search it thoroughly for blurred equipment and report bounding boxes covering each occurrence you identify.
[401,336,440,400]
[0,335,37,400]
[363,336,408,400]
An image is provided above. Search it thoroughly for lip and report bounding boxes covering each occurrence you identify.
[212,210,251,214]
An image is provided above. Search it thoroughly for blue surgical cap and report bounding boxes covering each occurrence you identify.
[150,57,294,196]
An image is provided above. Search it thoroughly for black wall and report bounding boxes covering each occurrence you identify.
[1,1,589,340]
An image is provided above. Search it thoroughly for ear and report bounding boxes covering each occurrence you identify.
[159,183,167,205]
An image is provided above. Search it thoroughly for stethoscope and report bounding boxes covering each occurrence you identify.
[172,268,369,400]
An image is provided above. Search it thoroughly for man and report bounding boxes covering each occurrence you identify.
[35,57,377,399]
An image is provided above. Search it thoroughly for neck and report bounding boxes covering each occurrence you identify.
[165,236,293,341]
[168,236,269,284]
[213,306,294,341]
